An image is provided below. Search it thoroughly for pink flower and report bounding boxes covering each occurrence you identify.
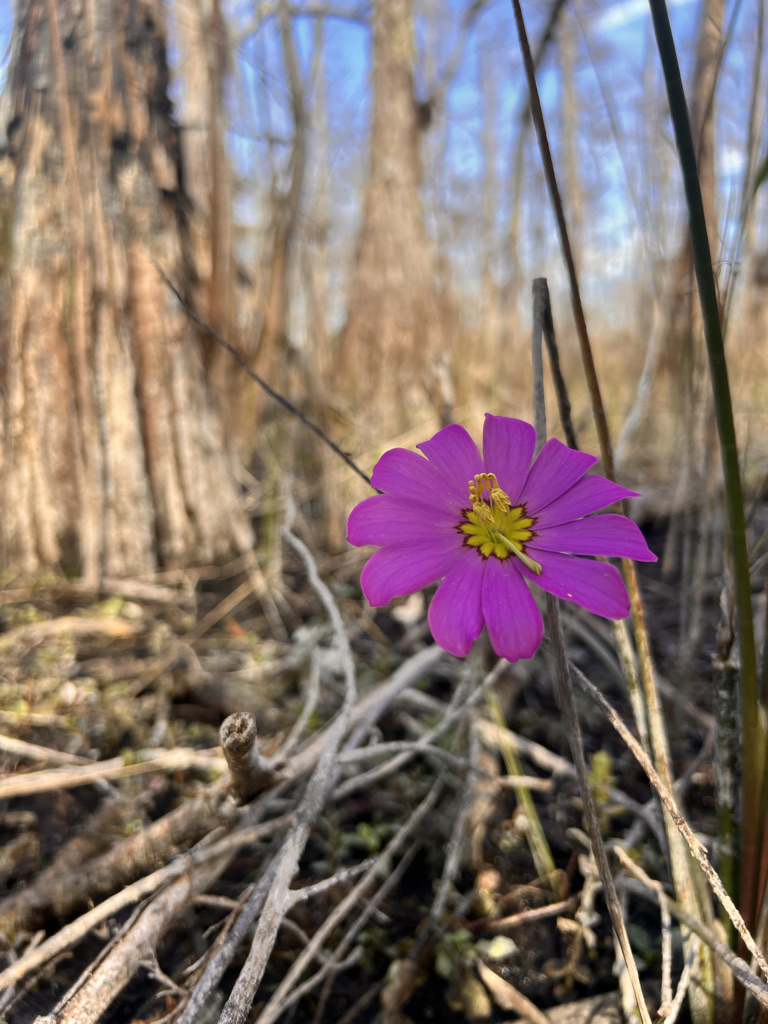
[347,415,656,662]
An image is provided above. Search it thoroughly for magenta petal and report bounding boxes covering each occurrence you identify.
[428,551,486,657]
[482,415,536,504]
[531,514,657,562]
[521,438,597,513]
[416,424,484,495]
[521,551,630,618]
[371,447,464,510]
[360,537,461,606]
[534,475,639,529]
[348,494,459,547]
[481,558,544,662]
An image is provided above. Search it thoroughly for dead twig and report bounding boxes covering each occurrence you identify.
[546,596,652,1024]
[0,733,93,766]
[220,712,292,803]
[0,816,292,993]
[0,780,232,937]
[0,615,141,653]
[254,789,440,1024]
[476,959,551,1024]
[215,516,358,1024]
[53,853,232,1024]
[617,857,768,1010]
[572,662,768,982]
[0,747,227,801]
[465,897,579,936]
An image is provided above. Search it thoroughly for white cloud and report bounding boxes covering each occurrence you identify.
[719,145,746,176]
[596,0,696,33]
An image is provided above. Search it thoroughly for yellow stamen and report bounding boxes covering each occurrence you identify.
[461,474,542,573]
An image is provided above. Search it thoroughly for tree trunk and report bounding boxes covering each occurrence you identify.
[340,0,450,438]
[0,0,251,581]
[251,0,310,425]
[173,0,242,425]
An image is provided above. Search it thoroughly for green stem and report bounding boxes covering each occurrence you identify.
[648,0,762,929]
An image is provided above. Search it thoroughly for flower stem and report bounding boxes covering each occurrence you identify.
[512,1,717,1014]
[545,596,652,1024]
[648,0,762,936]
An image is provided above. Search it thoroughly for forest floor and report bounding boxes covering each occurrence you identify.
[0,509,728,1024]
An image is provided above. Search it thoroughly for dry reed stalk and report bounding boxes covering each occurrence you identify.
[573,663,768,983]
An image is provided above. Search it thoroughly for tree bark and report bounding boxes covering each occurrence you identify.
[251,0,310,425]
[173,0,243,423]
[0,0,251,580]
[340,0,450,438]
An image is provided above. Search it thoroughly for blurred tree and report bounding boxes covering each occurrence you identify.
[173,0,241,418]
[340,0,452,436]
[0,0,251,582]
[251,0,310,424]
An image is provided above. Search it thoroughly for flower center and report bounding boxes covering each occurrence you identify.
[460,473,542,574]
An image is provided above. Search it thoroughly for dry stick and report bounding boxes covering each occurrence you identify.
[475,959,551,1024]
[0,933,45,1017]
[174,867,275,1024]
[290,643,447,779]
[331,657,484,801]
[0,817,293,994]
[423,729,488,938]
[0,615,141,653]
[667,954,696,1024]
[268,946,363,1021]
[53,853,232,1024]
[277,650,322,758]
[176,647,445,1024]
[465,897,578,936]
[617,859,768,1012]
[218,697,352,1024]
[612,846,677,1019]
[0,733,93,766]
[531,270,650,1023]
[532,278,577,450]
[0,778,232,938]
[220,712,292,804]
[664,954,695,1024]
[12,652,461,1003]
[287,859,375,907]
[474,717,663,845]
[335,982,386,1024]
[511,3,612,470]
[308,843,422,1024]
[0,748,226,801]
[216,521,358,1024]
[255,792,440,1024]
[622,847,675,1015]
[545,596,653,1024]
[573,663,768,983]
[532,280,651,758]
